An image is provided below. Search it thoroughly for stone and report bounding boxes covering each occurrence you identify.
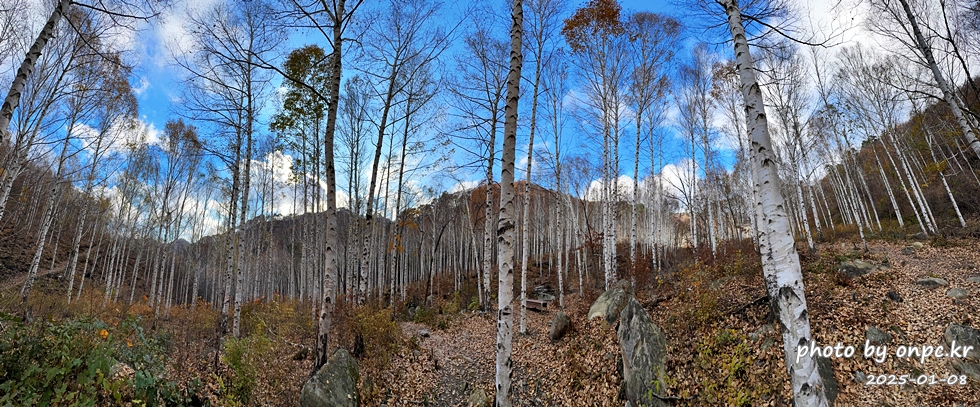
[817,356,839,405]
[866,326,893,345]
[944,324,980,380]
[886,291,903,302]
[617,298,668,407]
[419,329,430,338]
[902,247,915,255]
[300,349,360,407]
[761,338,774,352]
[749,324,774,341]
[549,311,571,341]
[468,388,491,407]
[912,232,928,240]
[966,276,980,284]
[916,277,949,288]
[946,288,970,300]
[588,279,633,326]
[839,260,876,278]
[855,371,867,384]
[910,242,924,250]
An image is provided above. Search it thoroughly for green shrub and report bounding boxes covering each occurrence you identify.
[0,314,191,407]
[352,308,402,370]
[0,315,113,406]
[222,334,271,405]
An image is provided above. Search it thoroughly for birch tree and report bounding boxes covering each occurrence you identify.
[518,0,563,334]
[495,0,523,403]
[562,0,629,289]
[715,0,830,404]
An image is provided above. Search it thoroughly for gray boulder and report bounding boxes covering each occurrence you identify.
[966,276,980,284]
[946,288,970,300]
[300,349,360,407]
[468,388,491,407]
[816,356,839,405]
[617,298,668,407]
[839,260,876,278]
[945,324,980,380]
[549,311,571,341]
[588,279,633,325]
[865,326,893,345]
[916,277,949,288]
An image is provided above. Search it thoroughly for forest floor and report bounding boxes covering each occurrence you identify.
[2,237,980,406]
[360,238,980,407]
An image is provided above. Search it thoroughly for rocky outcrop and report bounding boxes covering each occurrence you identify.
[300,349,360,407]
[588,280,632,325]
[944,324,980,380]
[617,298,668,407]
[549,311,571,341]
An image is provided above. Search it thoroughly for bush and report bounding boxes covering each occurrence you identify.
[222,334,271,405]
[0,314,114,406]
[350,308,402,371]
[0,314,188,406]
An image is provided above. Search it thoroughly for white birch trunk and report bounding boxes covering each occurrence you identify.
[722,1,830,404]
[0,0,71,146]
[495,0,523,402]
[895,0,980,160]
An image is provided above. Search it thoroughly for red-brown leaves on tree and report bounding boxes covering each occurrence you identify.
[560,0,626,53]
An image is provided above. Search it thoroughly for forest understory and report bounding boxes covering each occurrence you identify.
[3,230,979,406]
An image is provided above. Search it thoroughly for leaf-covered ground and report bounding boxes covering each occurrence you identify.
[360,238,980,406]
[3,238,978,406]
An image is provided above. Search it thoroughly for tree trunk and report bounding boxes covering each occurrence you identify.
[0,0,71,146]
[895,0,980,159]
[721,1,830,405]
[495,0,523,404]
[314,0,345,372]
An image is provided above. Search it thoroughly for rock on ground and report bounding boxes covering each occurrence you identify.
[817,356,839,405]
[839,260,877,278]
[945,324,980,380]
[588,280,633,325]
[617,297,668,407]
[549,311,571,341]
[946,288,970,300]
[300,349,360,407]
[865,326,893,345]
[916,277,949,288]
[468,388,491,407]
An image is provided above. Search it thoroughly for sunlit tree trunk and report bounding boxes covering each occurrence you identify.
[495,0,523,403]
[721,1,829,405]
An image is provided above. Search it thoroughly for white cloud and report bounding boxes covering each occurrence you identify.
[448,180,479,194]
[659,159,697,200]
[152,0,225,67]
[582,174,640,202]
[133,76,150,96]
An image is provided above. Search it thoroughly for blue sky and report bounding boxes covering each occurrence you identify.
[130,0,720,199]
[6,0,861,225]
